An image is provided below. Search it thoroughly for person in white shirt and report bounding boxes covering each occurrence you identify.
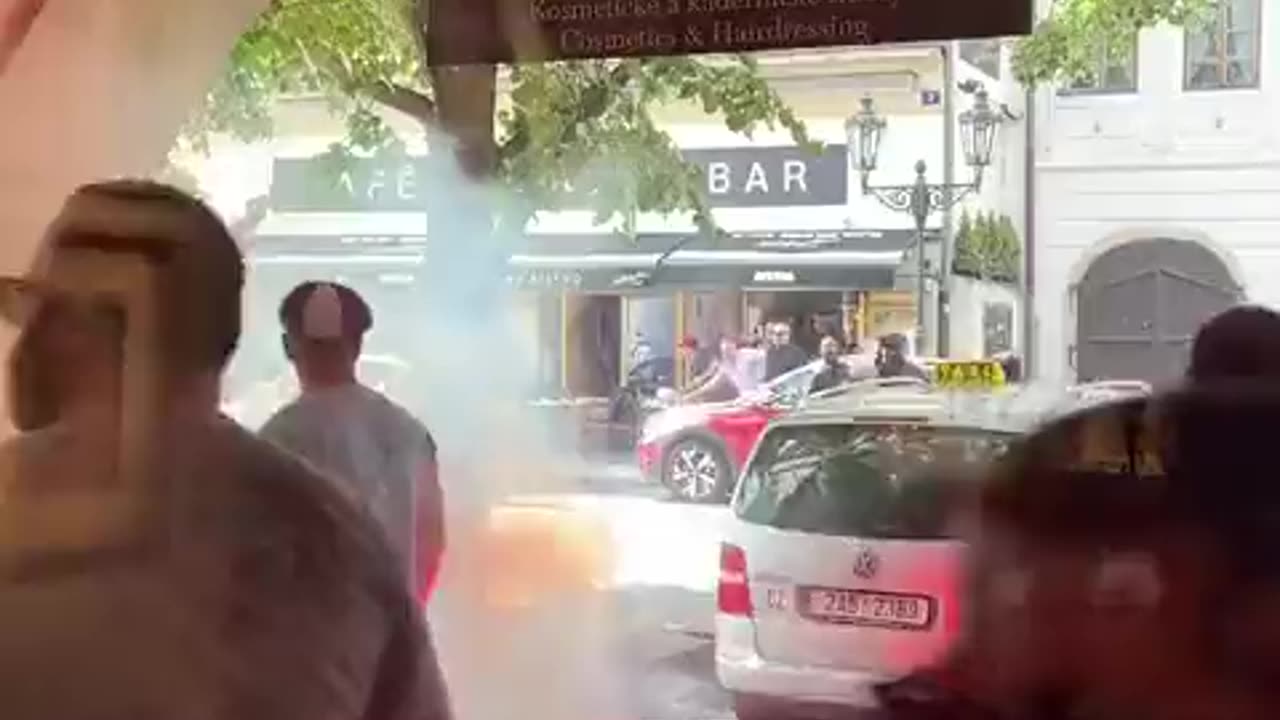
[729,337,766,393]
[683,335,765,403]
[260,281,444,603]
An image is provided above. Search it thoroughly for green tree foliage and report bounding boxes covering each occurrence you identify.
[953,210,1020,284]
[993,214,1021,282]
[953,210,979,278]
[184,0,811,231]
[1012,0,1213,86]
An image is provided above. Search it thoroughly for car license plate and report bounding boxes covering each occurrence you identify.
[800,587,933,629]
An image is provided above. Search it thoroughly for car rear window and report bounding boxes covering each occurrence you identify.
[734,423,1013,540]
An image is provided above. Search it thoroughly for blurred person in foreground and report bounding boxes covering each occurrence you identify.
[878,387,1280,720]
[876,332,928,380]
[1187,305,1280,384]
[0,181,450,720]
[261,281,444,605]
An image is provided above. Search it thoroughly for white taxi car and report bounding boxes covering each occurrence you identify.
[715,377,1037,719]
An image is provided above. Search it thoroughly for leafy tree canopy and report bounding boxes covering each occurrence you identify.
[953,210,1019,284]
[1013,0,1213,86]
[193,0,1219,226]
[184,0,811,231]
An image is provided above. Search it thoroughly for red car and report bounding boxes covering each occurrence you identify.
[637,359,841,503]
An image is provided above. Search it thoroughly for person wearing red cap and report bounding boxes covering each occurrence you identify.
[260,281,445,605]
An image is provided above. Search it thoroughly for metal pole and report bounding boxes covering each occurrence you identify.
[916,226,927,353]
[1021,87,1037,377]
[913,165,929,354]
[938,43,956,357]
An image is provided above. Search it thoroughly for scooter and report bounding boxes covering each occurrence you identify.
[608,356,676,450]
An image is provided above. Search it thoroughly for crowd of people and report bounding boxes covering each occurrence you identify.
[677,320,930,404]
[6,178,1280,719]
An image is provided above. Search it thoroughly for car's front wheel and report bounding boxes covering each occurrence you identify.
[662,437,732,503]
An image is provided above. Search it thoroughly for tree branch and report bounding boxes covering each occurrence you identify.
[498,61,640,160]
[368,82,436,124]
[411,0,431,68]
[296,34,436,124]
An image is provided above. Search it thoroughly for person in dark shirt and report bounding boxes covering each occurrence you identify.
[809,335,852,394]
[764,320,809,381]
[995,352,1023,384]
[876,332,929,380]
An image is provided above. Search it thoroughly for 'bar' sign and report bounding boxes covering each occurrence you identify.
[427,0,1032,65]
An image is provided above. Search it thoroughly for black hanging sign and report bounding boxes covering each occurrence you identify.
[427,0,1032,66]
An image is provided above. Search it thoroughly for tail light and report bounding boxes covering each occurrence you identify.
[718,542,753,617]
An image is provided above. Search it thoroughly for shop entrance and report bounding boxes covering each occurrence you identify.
[746,291,846,354]
[566,294,623,398]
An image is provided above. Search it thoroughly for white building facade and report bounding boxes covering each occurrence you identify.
[1033,0,1277,384]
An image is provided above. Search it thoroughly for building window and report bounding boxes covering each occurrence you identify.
[959,39,1002,80]
[983,303,1013,357]
[1060,41,1137,94]
[1185,0,1261,90]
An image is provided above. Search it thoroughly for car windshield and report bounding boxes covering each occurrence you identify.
[756,361,819,401]
[736,423,1013,539]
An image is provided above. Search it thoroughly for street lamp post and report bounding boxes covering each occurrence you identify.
[846,89,1003,355]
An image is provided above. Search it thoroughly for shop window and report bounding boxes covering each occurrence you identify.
[1185,0,1261,90]
[983,302,1014,357]
[1060,40,1137,95]
[566,295,622,398]
[535,293,564,396]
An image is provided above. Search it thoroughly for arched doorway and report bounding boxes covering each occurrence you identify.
[1075,237,1239,384]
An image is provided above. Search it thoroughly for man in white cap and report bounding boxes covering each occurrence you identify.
[261,281,444,604]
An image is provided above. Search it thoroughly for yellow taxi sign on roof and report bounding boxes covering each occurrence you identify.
[933,360,1007,389]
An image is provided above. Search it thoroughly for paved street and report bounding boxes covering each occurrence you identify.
[518,464,733,720]
[433,457,736,720]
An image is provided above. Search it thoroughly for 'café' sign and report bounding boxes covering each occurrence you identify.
[270,157,432,213]
[270,144,847,213]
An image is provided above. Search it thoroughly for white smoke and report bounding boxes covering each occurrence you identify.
[405,129,627,720]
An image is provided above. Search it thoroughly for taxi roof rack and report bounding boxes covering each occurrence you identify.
[849,376,932,391]
[1066,380,1152,397]
[806,376,931,403]
[1049,380,1153,418]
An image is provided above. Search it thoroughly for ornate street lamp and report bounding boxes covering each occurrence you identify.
[846,96,885,181]
[846,88,1006,353]
[958,88,1000,184]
